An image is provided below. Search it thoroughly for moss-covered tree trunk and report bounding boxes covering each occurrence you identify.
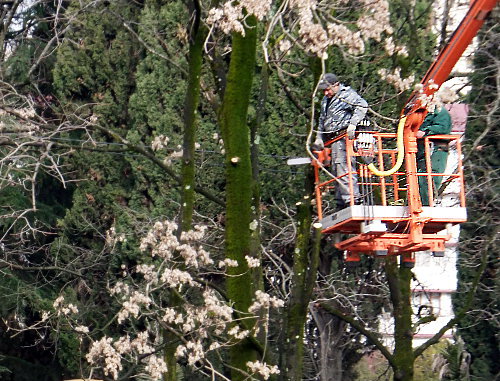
[283,167,321,381]
[249,63,268,345]
[219,15,260,380]
[178,0,206,234]
[164,2,206,380]
[386,257,415,381]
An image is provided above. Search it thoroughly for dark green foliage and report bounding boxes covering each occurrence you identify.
[0,269,64,380]
[2,2,59,92]
[1,1,147,378]
[257,94,308,202]
[0,357,60,381]
[454,9,499,381]
[436,338,471,381]
[52,0,148,248]
[57,331,81,374]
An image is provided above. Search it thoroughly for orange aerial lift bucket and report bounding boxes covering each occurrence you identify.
[312,128,467,267]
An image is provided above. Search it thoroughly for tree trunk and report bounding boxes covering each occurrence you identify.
[311,307,348,381]
[219,16,260,380]
[249,63,269,297]
[177,0,206,234]
[386,257,415,381]
[164,2,206,380]
[283,167,321,381]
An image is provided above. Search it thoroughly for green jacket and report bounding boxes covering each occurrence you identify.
[417,107,452,161]
[420,107,452,136]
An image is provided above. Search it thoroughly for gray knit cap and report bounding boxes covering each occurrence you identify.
[318,73,339,90]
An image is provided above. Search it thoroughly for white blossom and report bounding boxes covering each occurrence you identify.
[437,86,458,104]
[185,340,205,365]
[209,342,222,350]
[243,0,272,20]
[378,68,415,92]
[160,268,195,288]
[249,219,258,231]
[396,45,408,57]
[384,36,396,55]
[162,307,178,324]
[248,290,285,313]
[75,325,89,334]
[204,290,233,321]
[207,2,245,36]
[163,149,183,165]
[180,224,207,241]
[85,219,243,378]
[64,304,79,315]
[151,135,170,151]
[175,344,187,358]
[356,0,393,41]
[117,291,152,324]
[106,226,126,246]
[41,311,50,322]
[182,315,196,333]
[86,337,122,380]
[109,281,130,297]
[278,39,292,54]
[246,360,280,380]
[228,325,250,339]
[53,296,79,316]
[207,0,272,35]
[139,220,179,257]
[53,296,64,309]
[245,255,260,268]
[114,336,132,354]
[131,331,154,354]
[218,258,239,268]
[136,264,158,283]
[144,355,168,379]
[328,23,365,55]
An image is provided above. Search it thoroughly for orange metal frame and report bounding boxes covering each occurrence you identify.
[313,131,466,261]
[313,133,465,212]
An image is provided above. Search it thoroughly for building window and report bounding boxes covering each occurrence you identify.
[412,291,441,317]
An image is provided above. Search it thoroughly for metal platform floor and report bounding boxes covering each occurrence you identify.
[320,205,467,234]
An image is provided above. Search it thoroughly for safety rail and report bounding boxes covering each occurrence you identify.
[313,131,466,221]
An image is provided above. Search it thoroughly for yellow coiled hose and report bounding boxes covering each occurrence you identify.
[367,116,406,177]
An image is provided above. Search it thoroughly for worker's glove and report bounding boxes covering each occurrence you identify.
[312,138,324,151]
[347,124,356,140]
